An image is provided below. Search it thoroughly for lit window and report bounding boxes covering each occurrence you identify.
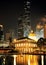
[19,44,20,47]
[29,48,30,52]
[17,44,18,47]
[24,43,25,46]
[29,43,30,46]
[21,43,23,46]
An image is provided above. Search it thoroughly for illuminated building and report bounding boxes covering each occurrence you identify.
[13,37,37,53]
[18,16,23,38]
[13,37,39,65]
[18,1,31,38]
[0,24,4,41]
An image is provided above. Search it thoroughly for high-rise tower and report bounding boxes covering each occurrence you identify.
[0,24,4,41]
[18,1,31,38]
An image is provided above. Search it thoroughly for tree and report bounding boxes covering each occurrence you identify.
[37,37,44,51]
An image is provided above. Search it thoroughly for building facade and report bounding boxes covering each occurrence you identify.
[13,37,37,54]
[0,24,4,41]
[18,1,31,38]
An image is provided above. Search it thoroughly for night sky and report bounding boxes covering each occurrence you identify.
[0,0,46,33]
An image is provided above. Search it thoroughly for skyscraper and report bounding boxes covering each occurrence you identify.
[0,24,4,41]
[18,1,31,38]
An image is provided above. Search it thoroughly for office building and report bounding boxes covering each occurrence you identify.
[18,1,31,38]
[0,24,4,41]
